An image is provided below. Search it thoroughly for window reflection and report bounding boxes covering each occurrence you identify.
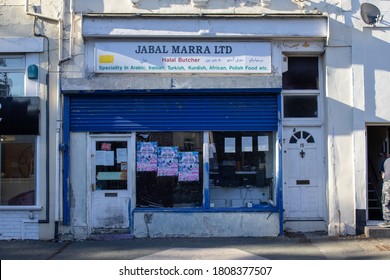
[0,135,36,205]
[136,132,203,208]
[209,132,275,208]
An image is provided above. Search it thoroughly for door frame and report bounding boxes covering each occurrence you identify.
[86,133,136,235]
[282,126,326,228]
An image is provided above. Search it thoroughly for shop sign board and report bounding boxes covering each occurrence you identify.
[95,42,271,74]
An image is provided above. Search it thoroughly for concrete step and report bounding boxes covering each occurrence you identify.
[364,225,390,238]
[89,232,135,241]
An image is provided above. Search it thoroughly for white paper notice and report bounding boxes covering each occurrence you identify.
[224,138,236,153]
[258,136,269,151]
[96,150,115,166]
[116,148,127,163]
[242,137,253,152]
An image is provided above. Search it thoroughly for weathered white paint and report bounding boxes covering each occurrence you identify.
[0,1,62,240]
[3,0,390,239]
[325,46,355,235]
[61,1,390,238]
[133,212,279,238]
[0,38,44,52]
[89,136,132,232]
[82,16,328,39]
[62,75,282,92]
[68,133,88,239]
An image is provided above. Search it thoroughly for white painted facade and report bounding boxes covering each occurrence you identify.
[1,0,390,239]
[57,0,389,236]
[0,1,62,240]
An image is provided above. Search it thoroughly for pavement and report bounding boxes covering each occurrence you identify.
[1,232,390,260]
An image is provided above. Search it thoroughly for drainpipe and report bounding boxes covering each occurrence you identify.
[25,0,74,239]
[58,0,74,231]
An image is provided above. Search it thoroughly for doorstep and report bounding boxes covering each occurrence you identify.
[364,225,390,238]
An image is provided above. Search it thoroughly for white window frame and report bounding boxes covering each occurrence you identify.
[0,55,26,97]
[0,38,43,210]
[282,55,324,127]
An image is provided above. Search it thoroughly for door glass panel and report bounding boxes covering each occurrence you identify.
[95,141,127,190]
[283,96,318,118]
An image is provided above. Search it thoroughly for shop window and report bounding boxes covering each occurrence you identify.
[0,135,36,205]
[136,132,203,208]
[209,131,276,208]
[0,56,25,97]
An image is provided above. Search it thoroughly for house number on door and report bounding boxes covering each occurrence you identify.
[300,143,305,158]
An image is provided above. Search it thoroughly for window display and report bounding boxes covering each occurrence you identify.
[136,132,203,208]
[135,131,277,209]
[209,131,276,208]
[0,135,36,205]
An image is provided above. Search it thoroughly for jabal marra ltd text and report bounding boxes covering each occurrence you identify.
[135,45,233,54]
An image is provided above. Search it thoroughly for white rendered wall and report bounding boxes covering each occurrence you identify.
[0,0,62,240]
[60,0,390,238]
[133,212,279,238]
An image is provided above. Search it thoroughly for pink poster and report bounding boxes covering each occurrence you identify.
[157,147,179,176]
[178,152,199,182]
[136,142,158,172]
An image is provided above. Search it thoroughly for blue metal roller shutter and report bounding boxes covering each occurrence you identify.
[69,93,278,132]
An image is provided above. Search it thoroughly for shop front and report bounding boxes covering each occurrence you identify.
[0,39,46,240]
[62,15,327,238]
[65,90,281,237]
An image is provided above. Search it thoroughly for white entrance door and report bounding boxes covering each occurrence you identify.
[89,136,131,233]
[283,127,325,221]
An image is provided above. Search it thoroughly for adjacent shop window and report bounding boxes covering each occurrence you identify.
[0,135,36,205]
[136,132,203,208]
[209,132,276,208]
[0,56,25,97]
[282,56,319,119]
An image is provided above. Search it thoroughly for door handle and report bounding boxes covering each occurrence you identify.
[91,183,95,191]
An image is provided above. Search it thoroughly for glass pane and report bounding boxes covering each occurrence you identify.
[136,132,203,208]
[282,57,318,89]
[0,57,24,69]
[0,72,24,97]
[0,135,36,205]
[209,132,275,208]
[95,141,128,190]
[283,96,318,118]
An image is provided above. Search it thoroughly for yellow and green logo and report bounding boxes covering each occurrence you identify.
[99,55,114,63]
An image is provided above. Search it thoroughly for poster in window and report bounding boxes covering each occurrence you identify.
[116,148,127,163]
[157,146,179,176]
[178,152,199,182]
[137,142,158,171]
[224,137,236,153]
[101,143,111,151]
[258,136,269,151]
[96,150,114,166]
